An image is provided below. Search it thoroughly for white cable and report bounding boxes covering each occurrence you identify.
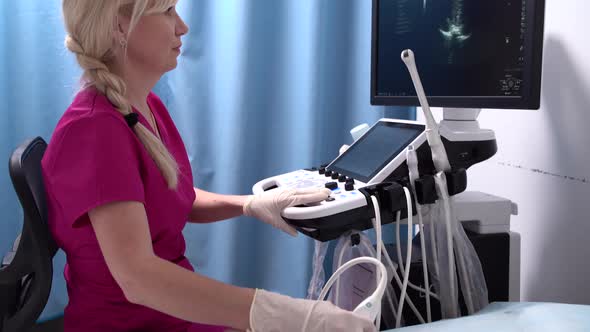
[378,244,426,324]
[428,208,441,280]
[416,203,434,321]
[308,186,431,329]
[434,177,476,315]
[395,187,414,328]
[371,196,438,324]
[434,173,458,318]
[394,210,439,301]
[307,198,389,332]
[418,205,443,315]
[368,193,429,325]
[434,173,477,316]
[333,232,390,325]
[370,196,383,329]
[406,146,433,322]
[302,257,388,332]
[371,196,438,326]
[324,193,427,331]
[354,239,400,324]
[391,213,408,278]
[329,197,386,330]
[395,212,438,297]
[362,240,428,326]
[380,241,439,303]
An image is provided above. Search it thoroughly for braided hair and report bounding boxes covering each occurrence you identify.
[62,0,180,189]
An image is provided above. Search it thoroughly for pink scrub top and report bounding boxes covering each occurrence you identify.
[41,87,225,332]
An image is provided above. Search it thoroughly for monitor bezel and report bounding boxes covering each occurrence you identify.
[370,0,546,110]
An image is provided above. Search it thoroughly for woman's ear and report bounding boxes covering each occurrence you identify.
[113,13,130,43]
[110,14,130,59]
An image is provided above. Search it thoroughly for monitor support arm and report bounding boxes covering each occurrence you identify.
[439,108,496,142]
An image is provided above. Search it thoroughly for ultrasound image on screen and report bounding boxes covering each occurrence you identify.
[329,122,424,183]
[376,0,527,97]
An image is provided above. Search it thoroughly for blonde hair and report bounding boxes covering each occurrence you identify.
[62,0,180,190]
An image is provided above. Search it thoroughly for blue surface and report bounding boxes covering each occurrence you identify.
[384,302,590,332]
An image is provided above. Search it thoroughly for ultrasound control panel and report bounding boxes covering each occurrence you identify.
[252,119,427,240]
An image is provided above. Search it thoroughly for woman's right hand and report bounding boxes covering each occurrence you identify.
[248,289,376,332]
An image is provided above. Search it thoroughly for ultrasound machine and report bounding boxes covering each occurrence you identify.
[252,0,546,329]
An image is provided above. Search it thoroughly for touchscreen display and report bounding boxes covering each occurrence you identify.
[329,122,425,183]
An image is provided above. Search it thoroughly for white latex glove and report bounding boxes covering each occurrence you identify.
[248,289,376,332]
[243,187,332,236]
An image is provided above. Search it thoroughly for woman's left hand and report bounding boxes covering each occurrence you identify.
[243,187,332,236]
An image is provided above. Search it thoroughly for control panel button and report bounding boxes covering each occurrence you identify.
[319,167,326,174]
[331,172,340,180]
[325,182,338,190]
[338,175,347,182]
[345,182,355,191]
[325,170,333,177]
[346,178,355,185]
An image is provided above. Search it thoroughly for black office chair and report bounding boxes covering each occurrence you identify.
[0,137,57,332]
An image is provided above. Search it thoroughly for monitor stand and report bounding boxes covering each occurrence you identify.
[439,108,495,142]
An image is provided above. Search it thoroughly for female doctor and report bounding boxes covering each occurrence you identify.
[40,1,376,331]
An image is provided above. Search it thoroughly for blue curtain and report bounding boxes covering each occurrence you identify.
[0,0,413,321]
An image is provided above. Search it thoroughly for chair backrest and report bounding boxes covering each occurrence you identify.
[0,137,57,332]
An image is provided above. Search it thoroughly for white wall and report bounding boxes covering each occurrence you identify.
[424,0,590,304]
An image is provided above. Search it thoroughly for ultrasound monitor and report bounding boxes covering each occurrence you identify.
[371,0,546,110]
